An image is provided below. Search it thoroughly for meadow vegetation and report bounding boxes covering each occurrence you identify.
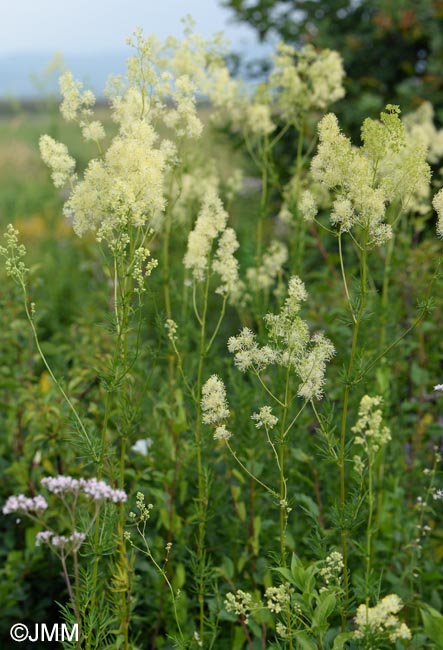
[1,20,443,650]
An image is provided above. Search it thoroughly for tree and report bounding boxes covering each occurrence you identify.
[223,0,443,133]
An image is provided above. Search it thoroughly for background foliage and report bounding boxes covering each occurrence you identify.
[223,0,443,132]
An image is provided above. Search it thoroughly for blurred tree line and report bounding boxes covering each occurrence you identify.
[223,0,443,135]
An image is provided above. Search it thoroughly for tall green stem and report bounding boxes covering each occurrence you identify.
[256,138,269,267]
[279,366,291,568]
[338,235,368,628]
[292,121,305,274]
[365,457,374,610]
[117,248,133,650]
[194,271,211,641]
[379,235,395,351]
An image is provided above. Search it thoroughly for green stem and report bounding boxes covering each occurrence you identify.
[60,550,81,633]
[118,260,132,650]
[20,284,95,458]
[292,121,305,274]
[379,235,394,351]
[257,161,268,260]
[279,366,291,568]
[356,308,427,383]
[338,232,356,324]
[195,269,211,641]
[134,529,185,643]
[365,457,374,609]
[226,441,277,497]
[72,549,82,650]
[338,235,368,628]
[254,371,286,408]
[254,137,269,314]
[206,294,227,353]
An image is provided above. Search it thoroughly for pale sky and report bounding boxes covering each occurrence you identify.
[0,0,257,55]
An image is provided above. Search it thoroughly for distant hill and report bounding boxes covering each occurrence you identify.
[0,52,127,99]
[0,41,273,100]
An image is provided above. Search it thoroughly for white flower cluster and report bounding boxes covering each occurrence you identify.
[354,594,411,642]
[264,583,293,614]
[206,39,344,137]
[298,190,318,223]
[432,189,443,239]
[246,240,288,293]
[245,102,276,137]
[184,192,243,302]
[213,425,232,442]
[132,491,154,523]
[269,277,334,399]
[183,191,227,281]
[165,318,178,341]
[59,71,96,123]
[276,622,289,638]
[40,23,237,246]
[403,101,443,165]
[228,327,278,373]
[224,590,256,623]
[58,73,106,144]
[229,277,334,400]
[213,227,244,301]
[163,74,203,139]
[0,224,29,284]
[3,494,48,515]
[63,120,171,242]
[269,43,345,124]
[36,530,86,552]
[201,375,232,442]
[251,406,278,430]
[41,475,127,503]
[131,246,158,293]
[173,164,219,224]
[295,332,336,401]
[319,551,344,590]
[39,135,76,188]
[352,396,391,473]
[311,106,431,246]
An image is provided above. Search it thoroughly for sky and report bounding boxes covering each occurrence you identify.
[0,0,270,97]
[0,0,256,55]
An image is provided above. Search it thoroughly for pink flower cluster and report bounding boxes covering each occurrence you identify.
[40,475,83,494]
[36,530,86,551]
[41,475,127,503]
[2,494,48,515]
[3,475,127,516]
[81,478,127,503]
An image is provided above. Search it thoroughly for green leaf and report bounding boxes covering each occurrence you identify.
[290,553,307,591]
[174,563,186,589]
[294,630,317,650]
[295,493,319,519]
[291,553,303,574]
[420,604,443,649]
[232,625,246,650]
[312,592,336,628]
[292,447,311,463]
[332,631,353,649]
[220,556,234,579]
[274,567,295,585]
[237,501,247,522]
